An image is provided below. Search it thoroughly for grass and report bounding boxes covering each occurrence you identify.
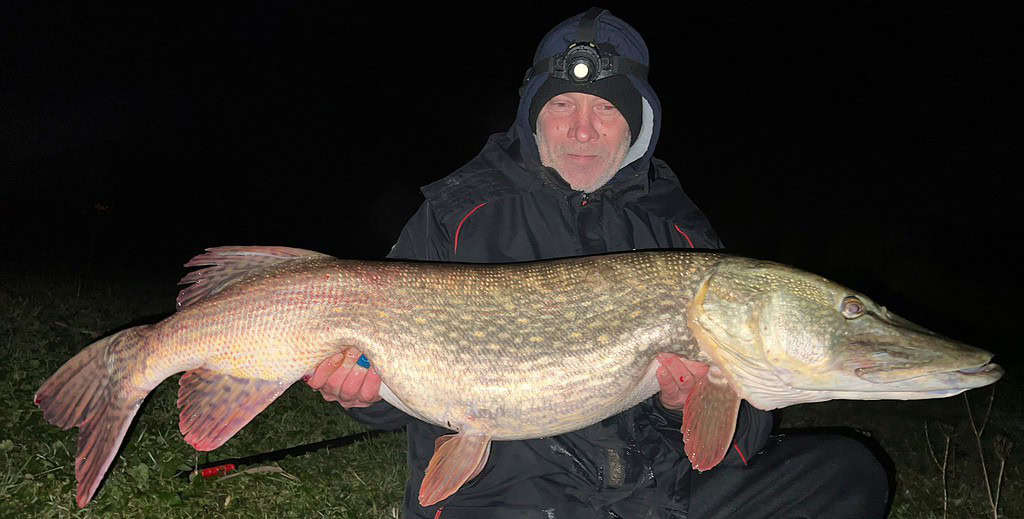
[1,261,1019,518]
[775,389,1021,518]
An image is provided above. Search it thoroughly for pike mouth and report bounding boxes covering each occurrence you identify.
[840,331,1002,389]
[854,360,1003,389]
[957,363,1001,376]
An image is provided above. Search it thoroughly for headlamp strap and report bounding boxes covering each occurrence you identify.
[577,7,604,42]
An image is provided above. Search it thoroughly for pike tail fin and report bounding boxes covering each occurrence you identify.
[34,326,150,508]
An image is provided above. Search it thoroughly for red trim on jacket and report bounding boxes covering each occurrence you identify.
[454,202,488,255]
[673,224,695,248]
[733,441,749,466]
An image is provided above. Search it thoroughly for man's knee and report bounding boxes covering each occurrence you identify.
[688,432,890,518]
[799,433,890,516]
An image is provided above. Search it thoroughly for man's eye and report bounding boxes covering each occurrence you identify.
[597,104,617,112]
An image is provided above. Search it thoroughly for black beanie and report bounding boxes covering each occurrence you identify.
[529,74,643,145]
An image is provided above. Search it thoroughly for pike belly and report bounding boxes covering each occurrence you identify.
[376,349,667,440]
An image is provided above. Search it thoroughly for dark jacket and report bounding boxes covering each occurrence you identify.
[348,10,773,518]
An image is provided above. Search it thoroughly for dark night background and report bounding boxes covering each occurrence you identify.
[3,5,1020,362]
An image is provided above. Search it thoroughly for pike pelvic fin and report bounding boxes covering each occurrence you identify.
[682,365,742,472]
[33,326,150,508]
[176,246,332,310]
[177,368,289,451]
[419,432,492,506]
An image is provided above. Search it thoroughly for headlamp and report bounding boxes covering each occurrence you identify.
[521,8,648,94]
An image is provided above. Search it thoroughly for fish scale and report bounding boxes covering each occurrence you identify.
[354,254,708,439]
[35,246,1002,508]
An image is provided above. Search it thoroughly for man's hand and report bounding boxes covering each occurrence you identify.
[305,347,382,408]
[655,353,709,411]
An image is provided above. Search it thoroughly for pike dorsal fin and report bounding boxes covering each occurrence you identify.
[682,365,742,471]
[419,432,492,506]
[177,368,290,451]
[176,246,331,309]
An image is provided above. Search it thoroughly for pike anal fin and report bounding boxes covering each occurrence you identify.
[682,366,742,471]
[419,432,492,506]
[177,368,289,451]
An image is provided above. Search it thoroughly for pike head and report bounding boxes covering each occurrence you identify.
[689,258,1003,410]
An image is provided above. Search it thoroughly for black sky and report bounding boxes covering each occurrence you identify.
[3,5,1020,358]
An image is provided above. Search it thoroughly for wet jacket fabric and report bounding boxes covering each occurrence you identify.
[346,10,774,518]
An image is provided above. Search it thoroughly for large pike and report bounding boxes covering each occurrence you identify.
[35,247,1002,507]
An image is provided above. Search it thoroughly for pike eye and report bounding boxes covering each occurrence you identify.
[840,296,865,318]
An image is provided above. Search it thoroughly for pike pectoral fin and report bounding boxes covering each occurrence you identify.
[177,368,289,451]
[419,432,492,506]
[682,366,742,471]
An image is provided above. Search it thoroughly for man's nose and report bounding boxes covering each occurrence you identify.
[568,109,598,142]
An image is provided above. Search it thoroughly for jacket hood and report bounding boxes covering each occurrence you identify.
[512,9,662,183]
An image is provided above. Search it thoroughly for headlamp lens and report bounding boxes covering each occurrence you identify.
[571,62,591,80]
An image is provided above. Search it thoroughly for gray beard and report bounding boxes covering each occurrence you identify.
[534,126,631,193]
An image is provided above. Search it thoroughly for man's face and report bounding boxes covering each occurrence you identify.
[536,92,631,193]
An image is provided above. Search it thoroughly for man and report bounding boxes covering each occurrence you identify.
[308,9,889,518]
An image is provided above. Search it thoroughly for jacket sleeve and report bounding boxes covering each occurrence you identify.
[386,201,454,262]
[345,200,454,429]
[726,402,774,466]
